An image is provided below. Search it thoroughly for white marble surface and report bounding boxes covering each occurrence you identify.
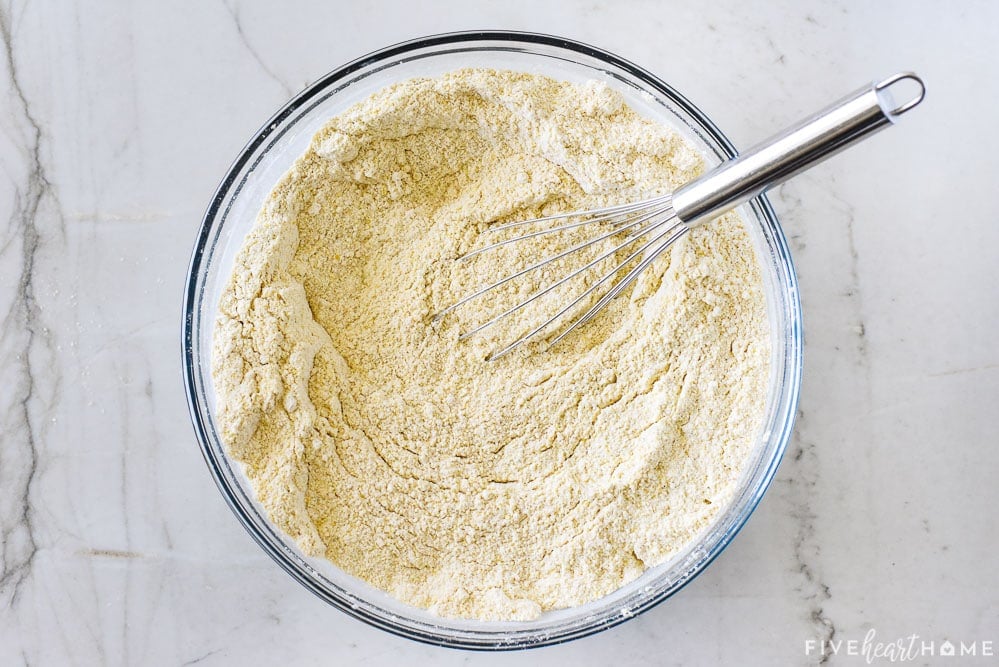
[1,1,997,664]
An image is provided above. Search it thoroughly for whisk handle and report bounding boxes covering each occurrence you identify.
[671,72,925,228]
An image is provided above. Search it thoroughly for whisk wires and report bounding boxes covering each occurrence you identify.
[436,195,689,360]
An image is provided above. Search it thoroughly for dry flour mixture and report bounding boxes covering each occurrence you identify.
[212,69,769,620]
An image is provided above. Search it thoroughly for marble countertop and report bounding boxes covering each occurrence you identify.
[2,1,996,665]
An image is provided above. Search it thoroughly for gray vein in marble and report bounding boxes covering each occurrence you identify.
[183,648,222,666]
[929,363,999,377]
[764,34,787,65]
[79,548,144,559]
[113,353,145,666]
[118,360,133,545]
[775,183,806,254]
[833,177,868,367]
[221,0,294,97]
[773,177,873,662]
[782,412,837,664]
[773,172,877,663]
[0,3,61,606]
[143,371,177,551]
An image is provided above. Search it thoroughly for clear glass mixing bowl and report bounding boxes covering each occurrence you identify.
[182,31,802,650]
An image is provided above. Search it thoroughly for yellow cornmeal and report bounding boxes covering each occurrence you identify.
[212,69,769,620]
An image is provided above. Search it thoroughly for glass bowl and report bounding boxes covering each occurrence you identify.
[182,31,802,650]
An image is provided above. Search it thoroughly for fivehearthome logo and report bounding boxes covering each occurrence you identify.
[804,629,994,662]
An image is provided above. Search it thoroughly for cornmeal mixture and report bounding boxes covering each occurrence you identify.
[212,69,769,620]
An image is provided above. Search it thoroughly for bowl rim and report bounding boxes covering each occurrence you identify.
[182,29,802,650]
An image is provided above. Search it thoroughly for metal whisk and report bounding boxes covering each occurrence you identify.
[437,72,925,360]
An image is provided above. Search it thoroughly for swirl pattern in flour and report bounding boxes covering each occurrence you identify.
[212,69,769,621]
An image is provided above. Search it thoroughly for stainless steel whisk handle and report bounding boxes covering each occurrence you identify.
[671,72,926,228]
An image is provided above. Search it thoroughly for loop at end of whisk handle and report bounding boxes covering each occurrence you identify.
[671,72,925,228]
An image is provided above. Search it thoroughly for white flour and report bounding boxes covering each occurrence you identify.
[212,69,769,620]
